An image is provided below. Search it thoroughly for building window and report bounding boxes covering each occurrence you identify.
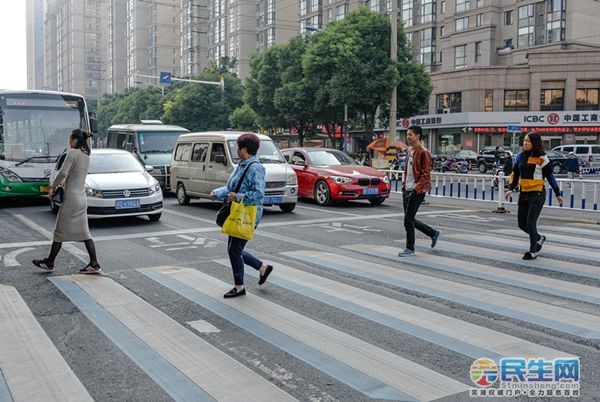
[540,89,564,111]
[476,0,483,7]
[436,92,462,113]
[504,90,529,111]
[504,38,513,49]
[441,0,446,14]
[484,90,493,112]
[421,0,435,23]
[420,28,436,65]
[518,4,534,48]
[300,0,307,16]
[440,26,445,36]
[336,4,346,20]
[504,10,513,25]
[311,0,321,13]
[456,0,469,13]
[456,17,469,31]
[454,45,467,69]
[402,0,413,27]
[475,41,481,63]
[547,0,566,43]
[576,89,599,110]
[476,13,483,27]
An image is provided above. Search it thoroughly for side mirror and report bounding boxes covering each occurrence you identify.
[89,117,98,134]
[294,160,306,167]
[145,165,154,173]
[215,155,227,165]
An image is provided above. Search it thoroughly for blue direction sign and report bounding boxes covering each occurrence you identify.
[159,72,172,84]
[507,125,522,132]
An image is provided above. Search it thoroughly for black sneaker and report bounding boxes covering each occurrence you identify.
[536,235,546,253]
[223,287,246,298]
[32,259,54,272]
[522,252,537,260]
[431,230,441,248]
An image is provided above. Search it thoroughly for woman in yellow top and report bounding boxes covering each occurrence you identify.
[505,133,563,260]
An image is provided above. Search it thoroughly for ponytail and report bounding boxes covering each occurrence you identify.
[70,129,92,155]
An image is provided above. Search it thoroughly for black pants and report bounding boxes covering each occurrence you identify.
[403,190,435,250]
[517,191,545,253]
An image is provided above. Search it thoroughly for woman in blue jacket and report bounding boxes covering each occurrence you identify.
[210,133,273,298]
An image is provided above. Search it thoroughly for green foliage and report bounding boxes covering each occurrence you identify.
[229,104,258,131]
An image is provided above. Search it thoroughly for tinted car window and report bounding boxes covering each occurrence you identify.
[174,143,192,161]
[308,150,355,166]
[89,153,144,174]
[575,147,588,155]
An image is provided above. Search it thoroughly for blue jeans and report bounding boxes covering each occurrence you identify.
[227,236,263,285]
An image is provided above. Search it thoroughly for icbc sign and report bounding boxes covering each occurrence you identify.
[547,113,560,125]
[523,113,560,125]
[401,118,410,128]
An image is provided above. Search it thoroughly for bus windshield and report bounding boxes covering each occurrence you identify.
[0,93,87,162]
[137,131,186,154]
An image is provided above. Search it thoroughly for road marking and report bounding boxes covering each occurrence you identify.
[212,259,569,361]
[496,229,600,249]
[294,204,361,216]
[187,320,221,334]
[165,246,197,251]
[0,367,12,402]
[537,225,600,239]
[51,275,296,402]
[141,266,470,402]
[177,235,196,241]
[3,247,35,267]
[342,244,600,306]
[0,286,92,401]
[282,250,600,339]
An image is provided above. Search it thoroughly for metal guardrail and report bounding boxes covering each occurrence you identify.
[382,169,599,212]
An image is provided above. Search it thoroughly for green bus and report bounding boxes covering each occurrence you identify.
[0,90,96,197]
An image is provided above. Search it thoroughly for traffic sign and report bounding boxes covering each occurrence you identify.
[159,72,172,84]
[507,125,522,132]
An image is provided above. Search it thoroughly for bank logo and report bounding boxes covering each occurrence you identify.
[548,113,560,125]
[470,358,499,387]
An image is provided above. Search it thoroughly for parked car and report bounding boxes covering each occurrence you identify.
[280,148,390,206]
[544,150,569,174]
[50,149,163,220]
[449,149,478,169]
[476,148,513,173]
[552,144,600,168]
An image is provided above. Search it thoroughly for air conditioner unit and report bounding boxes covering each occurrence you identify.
[442,108,451,114]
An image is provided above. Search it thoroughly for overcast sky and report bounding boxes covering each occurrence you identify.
[0,0,27,90]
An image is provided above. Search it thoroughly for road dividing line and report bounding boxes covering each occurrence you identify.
[140,266,470,402]
[343,244,600,306]
[283,250,600,340]
[50,275,296,402]
[0,285,92,402]
[212,259,570,361]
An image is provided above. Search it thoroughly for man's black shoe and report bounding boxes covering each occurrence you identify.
[258,265,273,285]
[536,235,546,253]
[223,287,246,298]
[522,252,537,260]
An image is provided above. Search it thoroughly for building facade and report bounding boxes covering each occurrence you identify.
[26,0,46,90]
[181,0,209,77]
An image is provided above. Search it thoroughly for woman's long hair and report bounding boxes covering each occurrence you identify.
[525,133,545,157]
[70,129,92,155]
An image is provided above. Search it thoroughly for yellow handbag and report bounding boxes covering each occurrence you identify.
[221,195,257,240]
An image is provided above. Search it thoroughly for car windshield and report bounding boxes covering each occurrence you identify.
[137,131,186,154]
[227,139,286,164]
[308,150,355,166]
[89,153,144,174]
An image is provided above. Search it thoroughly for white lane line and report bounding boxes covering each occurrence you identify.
[55,275,297,401]
[537,225,600,239]
[495,229,600,249]
[3,247,35,267]
[165,246,197,251]
[142,267,470,401]
[0,286,92,402]
[294,204,362,216]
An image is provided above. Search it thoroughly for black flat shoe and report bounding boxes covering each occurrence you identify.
[32,259,54,272]
[223,287,246,298]
[258,265,273,285]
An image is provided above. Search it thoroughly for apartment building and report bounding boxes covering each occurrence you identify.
[181,0,209,77]
[396,0,600,152]
[26,0,45,90]
[257,0,298,52]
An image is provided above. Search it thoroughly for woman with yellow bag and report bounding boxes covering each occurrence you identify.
[210,133,273,298]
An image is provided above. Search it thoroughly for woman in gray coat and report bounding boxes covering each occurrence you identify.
[33,129,101,274]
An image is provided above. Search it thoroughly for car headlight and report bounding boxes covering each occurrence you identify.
[148,182,161,194]
[85,187,103,197]
[286,174,297,185]
[330,175,353,184]
[0,168,22,183]
[382,176,390,183]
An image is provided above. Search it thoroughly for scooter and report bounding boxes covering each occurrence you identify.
[442,156,469,174]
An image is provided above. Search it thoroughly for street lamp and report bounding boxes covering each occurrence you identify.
[134,80,164,96]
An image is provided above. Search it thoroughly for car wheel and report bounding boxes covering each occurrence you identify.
[50,200,59,214]
[176,183,190,205]
[148,213,161,222]
[369,197,385,206]
[478,162,487,173]
[552,163,562,174]
[314,180,332,206]
[279,203,296,213]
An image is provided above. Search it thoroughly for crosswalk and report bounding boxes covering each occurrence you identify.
[1,223,598,401]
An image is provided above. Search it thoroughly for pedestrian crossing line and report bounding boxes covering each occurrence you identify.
[538,225,600,239]
[140,267,470,402]
[447,233,600,263]
[282,250,600,340]
[50,276,296,402]
[495,229,600,249]
[212,258,570,361]
[0,366,12,402]
[339,244,600,306]
[429,242,600,280]
[0,285,92,402]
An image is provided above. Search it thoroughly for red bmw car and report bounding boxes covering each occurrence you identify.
[280,148,390,206]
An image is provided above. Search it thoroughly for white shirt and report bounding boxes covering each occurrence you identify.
[405,147,416,191]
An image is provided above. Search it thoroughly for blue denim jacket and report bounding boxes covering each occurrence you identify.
[213,155,266,226]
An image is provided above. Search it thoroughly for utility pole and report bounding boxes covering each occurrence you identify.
[389,0,398,145]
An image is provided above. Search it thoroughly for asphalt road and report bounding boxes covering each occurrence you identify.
[0,194,598,401]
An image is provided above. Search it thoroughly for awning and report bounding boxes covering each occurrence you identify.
[366,137,408,153]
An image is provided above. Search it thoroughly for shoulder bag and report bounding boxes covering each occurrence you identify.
[216,162,256,227]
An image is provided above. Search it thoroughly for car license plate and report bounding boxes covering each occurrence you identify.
[39,185,48,193]
[264,196,283,204]
[115,199,141,209]
[363,188,379,196]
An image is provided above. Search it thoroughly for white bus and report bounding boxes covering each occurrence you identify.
[0,90,95,197]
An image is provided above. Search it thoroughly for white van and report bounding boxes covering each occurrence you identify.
[170,132,298,212]
[552,144,600,167]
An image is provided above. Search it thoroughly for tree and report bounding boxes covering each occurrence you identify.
[229,105,258,131]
